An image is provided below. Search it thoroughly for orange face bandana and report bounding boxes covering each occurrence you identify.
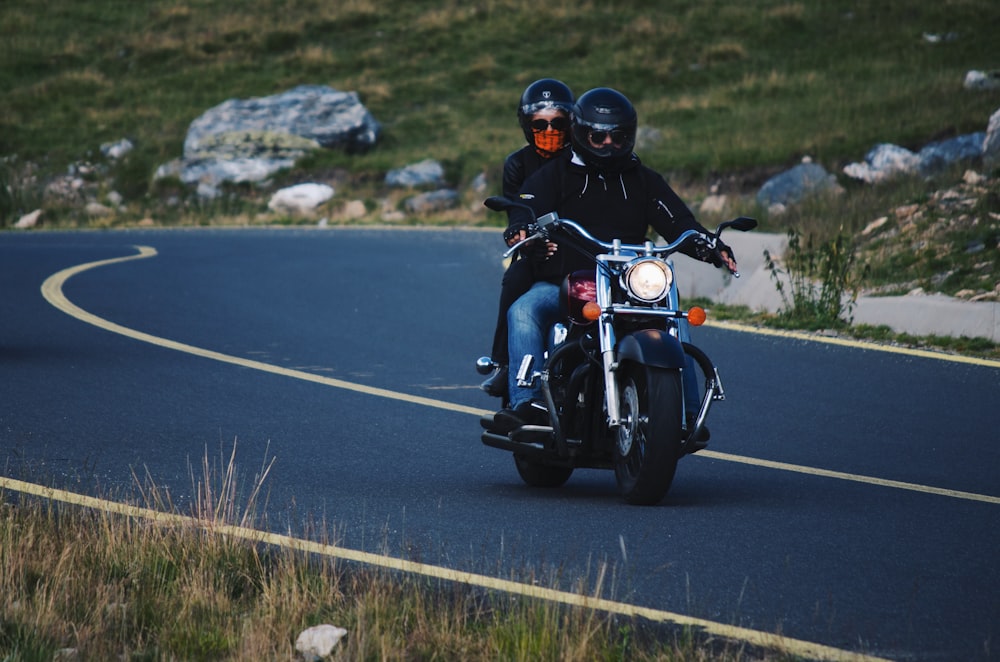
[533,129,568,157]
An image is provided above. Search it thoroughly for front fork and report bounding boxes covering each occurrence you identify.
[597,270,726,434]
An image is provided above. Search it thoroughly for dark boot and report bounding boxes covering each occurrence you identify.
[480,365,508,398]
[492,401,548,433]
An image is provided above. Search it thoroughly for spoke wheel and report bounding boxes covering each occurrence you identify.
[613,363,683,505]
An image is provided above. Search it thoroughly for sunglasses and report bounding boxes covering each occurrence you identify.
[587,129,629,146]
[530,117,569,131]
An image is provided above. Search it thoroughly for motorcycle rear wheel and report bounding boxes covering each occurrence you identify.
[514,455,574,488]
[613,363,683,505]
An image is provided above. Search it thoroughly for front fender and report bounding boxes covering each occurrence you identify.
[616,329,686,369]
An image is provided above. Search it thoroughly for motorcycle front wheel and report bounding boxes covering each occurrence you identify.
[613,363,683,505]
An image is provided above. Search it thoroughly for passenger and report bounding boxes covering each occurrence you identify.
[480,78,575,398]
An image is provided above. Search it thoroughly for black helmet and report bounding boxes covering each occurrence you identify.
[517,78,575,144]
[570,87,637,171]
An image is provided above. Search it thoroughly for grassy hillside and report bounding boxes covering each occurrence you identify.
[3,0,999,206]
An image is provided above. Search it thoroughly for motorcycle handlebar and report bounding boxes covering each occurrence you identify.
[484,195,756,271]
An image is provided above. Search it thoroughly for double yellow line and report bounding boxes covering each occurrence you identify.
[15,244,997,661]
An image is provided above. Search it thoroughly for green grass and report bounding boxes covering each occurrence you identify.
[2,0,999,208]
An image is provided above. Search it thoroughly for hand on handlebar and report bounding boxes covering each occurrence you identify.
[718,246,738,274]
[504,223,529,247]
[520,236,559,260]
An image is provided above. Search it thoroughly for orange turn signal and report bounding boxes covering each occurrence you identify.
[582,301,602,321]
[687,306,707,326]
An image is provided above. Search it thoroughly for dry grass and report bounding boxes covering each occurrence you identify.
[0,444,789,661]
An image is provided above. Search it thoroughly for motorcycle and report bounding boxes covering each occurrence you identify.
[477,196,757,505]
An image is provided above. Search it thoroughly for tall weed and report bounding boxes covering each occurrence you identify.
[765,228,865,329]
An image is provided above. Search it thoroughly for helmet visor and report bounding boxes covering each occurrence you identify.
[586,128,630,148]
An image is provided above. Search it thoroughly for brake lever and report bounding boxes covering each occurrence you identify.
[502,230,547,259]
[713,243,740,278]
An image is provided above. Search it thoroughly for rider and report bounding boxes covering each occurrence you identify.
[480,78,575,397]
[494,87,737,432]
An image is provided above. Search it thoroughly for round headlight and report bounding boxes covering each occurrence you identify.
[624,259,671,302]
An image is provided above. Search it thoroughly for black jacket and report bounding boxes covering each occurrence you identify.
[509,151,710,283]
[502,145,571,199]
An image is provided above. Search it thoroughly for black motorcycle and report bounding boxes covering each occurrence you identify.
[478,196,756,505]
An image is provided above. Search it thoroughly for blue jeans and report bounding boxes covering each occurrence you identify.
[506,281,561,408]
[506,281,702,415]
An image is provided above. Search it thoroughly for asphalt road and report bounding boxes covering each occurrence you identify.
[1,228,998,661]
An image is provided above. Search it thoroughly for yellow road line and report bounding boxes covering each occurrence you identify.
[707,319,1000,369]
[697,451,1000,505]
[40,247,483,418]
[0,474,890,662]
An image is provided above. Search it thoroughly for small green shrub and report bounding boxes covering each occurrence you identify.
[765,228,865,329]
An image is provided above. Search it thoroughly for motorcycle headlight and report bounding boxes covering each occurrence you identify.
[623,258,671,303]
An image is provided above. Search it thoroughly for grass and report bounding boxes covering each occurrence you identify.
[2,0,999,222]
[0,445,792,661]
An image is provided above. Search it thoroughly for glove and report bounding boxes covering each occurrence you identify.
[518,236,551,261]
[503,223,530,246]
[714,240,736,268]
[691,238,735,268]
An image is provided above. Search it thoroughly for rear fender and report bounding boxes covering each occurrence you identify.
[616,329,686,369]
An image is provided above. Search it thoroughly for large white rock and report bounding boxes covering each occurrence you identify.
[268,183,334,215]
[984,107,1000,169]
[156,85,380,190]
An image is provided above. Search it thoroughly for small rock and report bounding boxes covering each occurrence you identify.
[963,70,1000,91]
[100,138,134,160]
[862,216,889,236]
[894,204,920,220]
[385,159,445,188]
[470,171,488,194]
[341,199,367,219]
[963,170,985,185]
[923,32,958,44]
[15,209,42,229]
[295,624,347,661]
[404,189,459,214]
[699,194,727,214]
[843,143,919,183]
[983,108,1000,168]
[85,202,113,217]
[268,183,335,215]
[756,161,842,207]
[197,182,221,199]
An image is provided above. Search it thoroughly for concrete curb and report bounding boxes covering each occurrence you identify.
[674,232,1000,342]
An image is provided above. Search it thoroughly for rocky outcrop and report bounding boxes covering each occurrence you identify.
[155,85,381,191]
